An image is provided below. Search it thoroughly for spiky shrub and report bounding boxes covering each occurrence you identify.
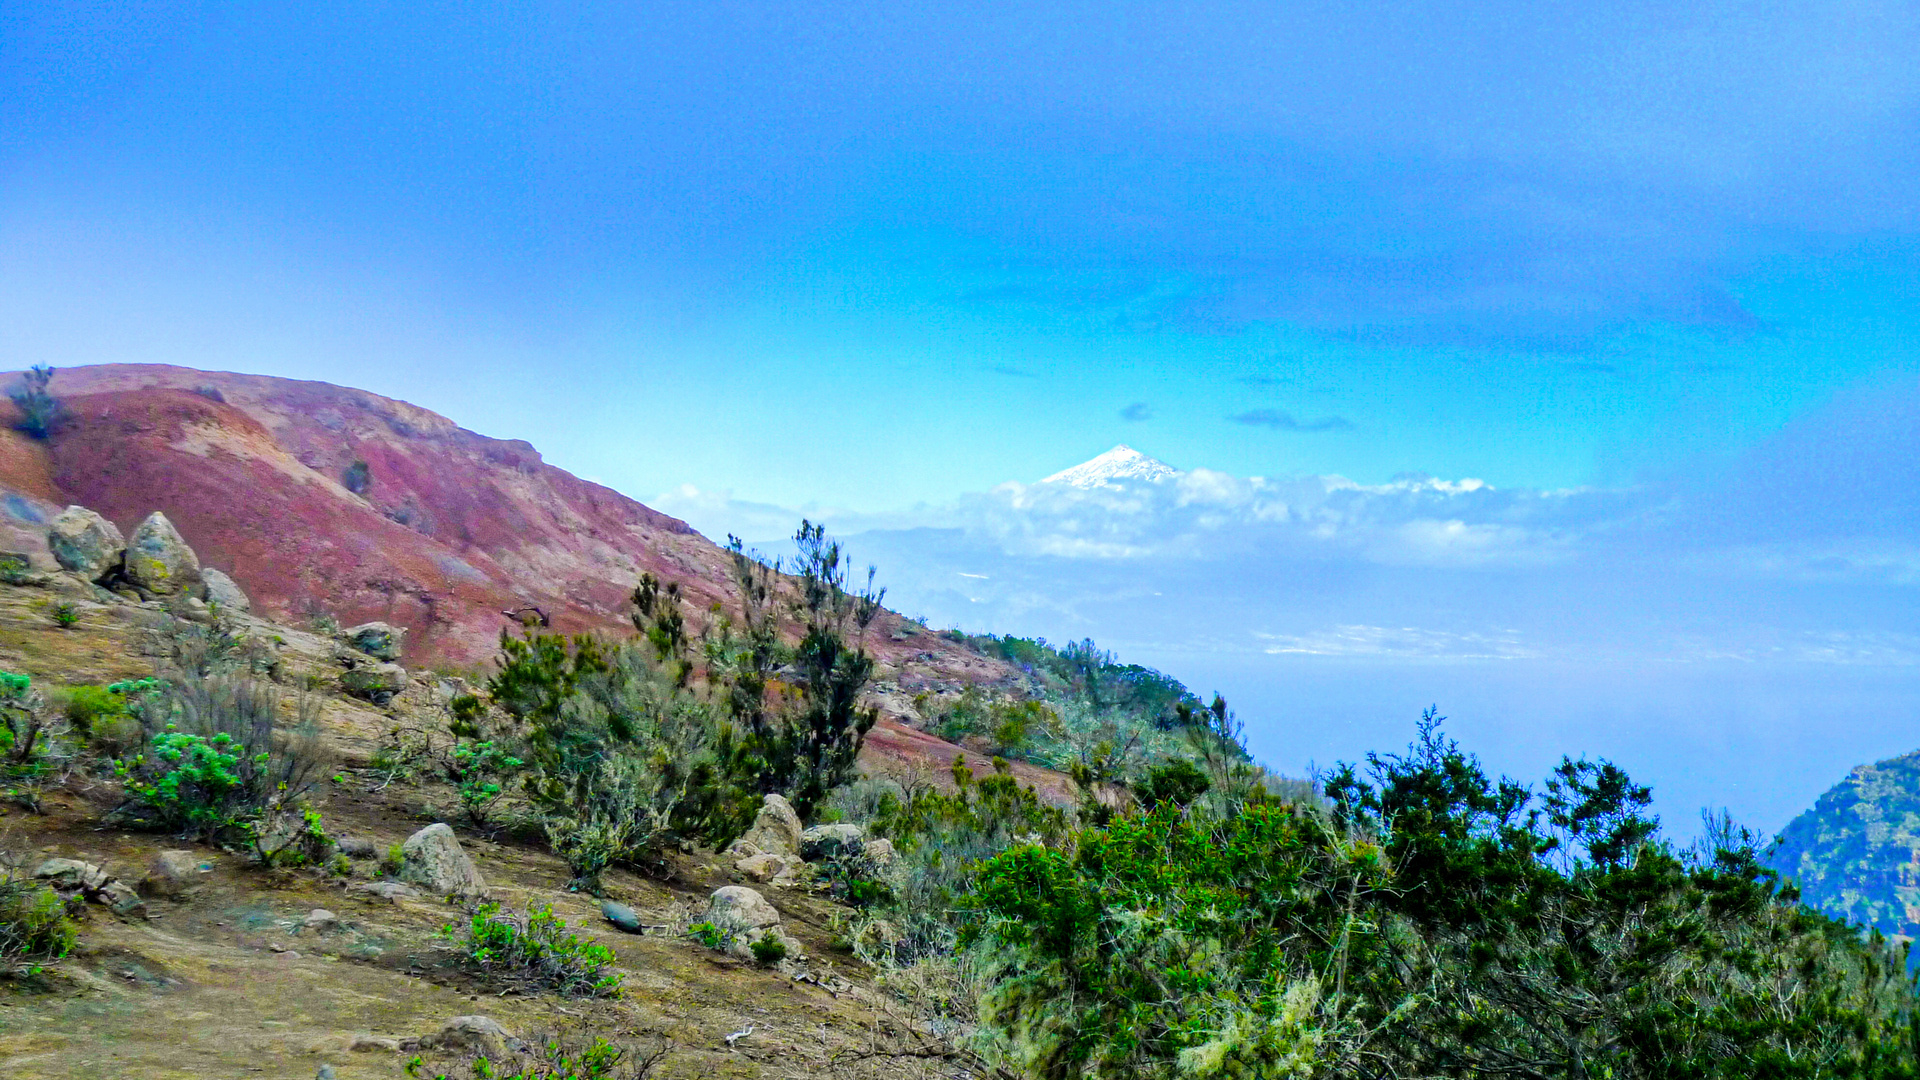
[441,902,623,998]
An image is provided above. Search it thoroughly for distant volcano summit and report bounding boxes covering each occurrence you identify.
[1040,445,1182,488]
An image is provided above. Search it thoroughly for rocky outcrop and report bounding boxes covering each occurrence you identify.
[122,511,204,597]
[48,505,124,581]
[729,794,803,858]
[35,856,145,915]
[398,823,486,898]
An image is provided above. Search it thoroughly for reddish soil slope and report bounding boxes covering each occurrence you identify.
[0,365,1022,708]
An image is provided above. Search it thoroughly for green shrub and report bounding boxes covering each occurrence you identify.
[110,676,325,845]
[49,602,77,628]
[0,867,79,979]
[61,684,121,738]
[0,671,52,766]
[448,740,523,828]
[442,902,623,998]
[405,1033,669,1079]
[966,712,1920,1079]
[685,921,727,951]
[748,933,787,966]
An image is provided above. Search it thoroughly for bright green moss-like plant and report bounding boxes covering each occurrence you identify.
[441,902,623,998]
[1,869,79,979]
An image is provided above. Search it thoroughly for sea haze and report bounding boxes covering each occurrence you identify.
[683,377,1920,840]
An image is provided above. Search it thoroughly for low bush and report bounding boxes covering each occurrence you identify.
[405,1033,670,1080]
[0,671,51,765]
[442,902,623,998]
[448,740,524,828]
[748,933,787,966]
[0,865,79,980]
[684,921,728,951]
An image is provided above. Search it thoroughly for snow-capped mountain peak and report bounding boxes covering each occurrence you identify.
[1041,445,1183,488]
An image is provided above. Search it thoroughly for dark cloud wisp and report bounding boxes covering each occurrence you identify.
[1230,408,1354,432]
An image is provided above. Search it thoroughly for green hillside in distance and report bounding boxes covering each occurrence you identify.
[1770,748,1920,949]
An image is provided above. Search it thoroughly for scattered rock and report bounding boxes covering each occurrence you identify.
[201,567,251,613]
[0,551,33,583]
[708,885,782,934]
[429,1015,519,1055]
[398,823,486,898]
[141,850,210,898]
[340,661,409,703]
[47,506,125,581]
[349,1036,402,1053]
[303,908,340,932]
[348,880,420,902]
[863,837,896,868]
[34,857,109,892]
[734,852,800,886]
[800,823,866,861]
[121,511,204,597]
[316,1065,336,1080]
[727,794,803,858]
[336,837,379,858]
[600,899,644,933]
[342,621,406,660]
[98,880,146,916]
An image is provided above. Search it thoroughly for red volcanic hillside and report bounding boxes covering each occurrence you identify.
[0,365,1020,698]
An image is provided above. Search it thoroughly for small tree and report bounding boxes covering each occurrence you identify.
[7,365,61,439]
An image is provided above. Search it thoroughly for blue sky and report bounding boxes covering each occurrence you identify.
[6,2,1920,831]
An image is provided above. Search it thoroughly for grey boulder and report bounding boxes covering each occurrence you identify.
[800,823,866,861]
[47,506,124,581]
[398,823,486,898]
[201,567,251,613]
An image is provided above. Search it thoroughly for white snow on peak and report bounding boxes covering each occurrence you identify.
[1041,445,1183,488]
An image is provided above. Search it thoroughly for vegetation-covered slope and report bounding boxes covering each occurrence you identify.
[1770,749,1920,947]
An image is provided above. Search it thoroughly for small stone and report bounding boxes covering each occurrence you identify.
[201,567,251,613]
[432,1015,515,1055]
[336,837,379,858]
[47,506,125,581]
[600,899,643,933]
[862,838,896,868]
[399,823,486,898]
[303,908,340,932]
[349,1036,401,1053]
[348,881,420,902]
[316,1066,336,1080]
[122,511,204,598]
[342,621,406,660]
